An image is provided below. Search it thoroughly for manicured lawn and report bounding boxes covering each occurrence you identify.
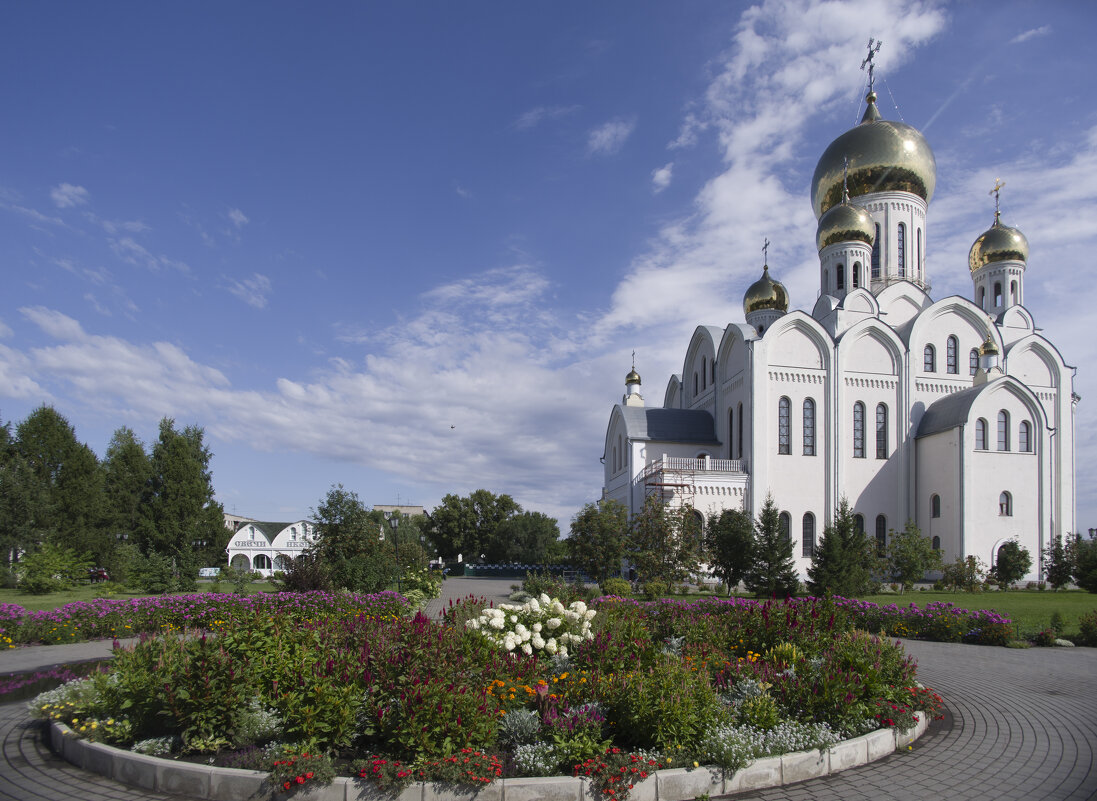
[857,589,1096,636]
[0,581,276,612]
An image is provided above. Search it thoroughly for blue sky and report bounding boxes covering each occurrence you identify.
[2,1,1096,533]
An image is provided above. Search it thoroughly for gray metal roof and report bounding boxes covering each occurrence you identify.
[916,384,989,438]
[621,406,720,444]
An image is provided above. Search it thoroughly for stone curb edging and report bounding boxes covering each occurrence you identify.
[48,713,927,801]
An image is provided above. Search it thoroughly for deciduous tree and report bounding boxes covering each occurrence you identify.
[567,499,627,584]
[626,496,702,584]
[884,520,941,593]
[990,539,1032,589]
[1043,534,1074,590]
[705,507,754,594]
[312,484,394,592]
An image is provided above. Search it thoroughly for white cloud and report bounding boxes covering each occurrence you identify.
[226,273,273,309]
[513,104,581,131]
[652,162,674,193]
[587,118,636,156]
[110,236,190,273]
[1010,26,1050,45]
[50,183,89,208]
[100,218,150,235]
[454,183,472,199]
[228,208,249,228]
[0,318,12,338]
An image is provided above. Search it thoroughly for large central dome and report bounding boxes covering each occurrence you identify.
[811,93,936,219]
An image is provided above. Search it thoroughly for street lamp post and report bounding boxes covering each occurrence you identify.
[389,512,402,592]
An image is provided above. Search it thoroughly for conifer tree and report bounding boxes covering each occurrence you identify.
[807,497,875,597]
[744,494,798,597]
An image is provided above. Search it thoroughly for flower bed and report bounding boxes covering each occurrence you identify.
[32,593,943,800]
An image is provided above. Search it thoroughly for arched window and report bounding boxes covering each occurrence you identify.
[1010,280,1017,303]
[978,286,986,309]
[231,554,251,570]
[924,344,936,372]
[612,446,617,472]
[875,515,887,555]
[897,223,906,276]
[932,536,940,551]
[778,397,791,455]
[803,398,816,456]
[779,512,791,544]
[802,513,815,558]
[931,494,941,518]
[617,435,623,471]
[853,263,861,288]
[274,554,291,570]
[917,228,922,278]
[693,372,698,396]
[836,263,845,291]
[871,224,881,278]
[701,358,706,390]
[994,282,1003,307]
[946,336,958,374]
[728,408,735,459]
[254,554,272,571]
[711,359,716,384]
[976,418,988,450]
[970,348,980,376]
[997,410,1010,451]
[999,492,1012,516]
[854,514,865,534]
[737,402,744,459]
[823,268,829,290]
[1019,421,1031,453]
[853,402,865,458]
[876,403,888,459]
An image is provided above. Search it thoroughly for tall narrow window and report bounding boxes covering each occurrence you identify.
[779,512,791,544]
[999,492,1012,516]
[728,408,735,459]
[854,514,865,534]
[978,286,986,309]
[976,418,988,450]
[1011,280,1017,303]
[612,446,617,472]
[802,513,815,558]
[1019,421,1031,453]
[693,373,698,396]
[701,358,706,390]
[875,515,887,555]
[871,224,881,278]
[778,397,791,455]
[853,402,865,458]
[932,536,940,551]
[803,398,816,456]
[876,403,888,459]
[836,263,845,290]
[946,336,958,374]
[853,263,861,288]
[924,344,936,372]
[998,410,1010,451]
[897,223,906,276]
[711,360,716,384]
[917,228,922,278]
[931,494,941,518]
[970,348,980,376]
[737,402,744,459]
[994,282,1003,307]
[618,435,623,471]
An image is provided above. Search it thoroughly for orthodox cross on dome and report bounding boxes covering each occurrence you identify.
[990,178,1006,224]
[631,349,636,370]
[861,38,883,94]
[762,237,770,266]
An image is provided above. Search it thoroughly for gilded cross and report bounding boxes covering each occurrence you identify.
[861,38,883,93]
[762,237,770,265]
[989,178,1006,223]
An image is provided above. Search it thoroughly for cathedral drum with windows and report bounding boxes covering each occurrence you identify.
[602,81,1076,584]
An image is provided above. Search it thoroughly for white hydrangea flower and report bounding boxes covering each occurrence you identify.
[551,600,566,614]
[466,618,480,630]
[510,614,518,623]
[489,616,506,630]
[521,643,533,655]
[558,646,568,658]
[584,609,597,621]
[531,634,545,649]
[570,601,588,616]
[528,598,541,613]
[532,622,543,633]
[539,593,552,605]
[545,637,558,654]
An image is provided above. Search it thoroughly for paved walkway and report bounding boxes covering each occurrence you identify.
[1,580,1095,800]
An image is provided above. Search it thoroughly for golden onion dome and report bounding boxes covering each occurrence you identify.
[625,367,641,386]
[968,216,1029,272]
[810,93,937,219]
[979,333,999,357]
[743,266,789,316]
[816,199,876,251]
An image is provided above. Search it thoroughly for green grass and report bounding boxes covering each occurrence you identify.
[858,589,1096,636]
[0,581,277,613]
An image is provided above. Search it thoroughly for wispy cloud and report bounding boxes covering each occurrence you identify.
[228,208,249,228]
[226,273,272,308]
[513,104,581,131]
[110,236,190,273]
[652,163,674,193]
[587,118,636,156]
[1010,26,1050,45]
[50,183,89,208]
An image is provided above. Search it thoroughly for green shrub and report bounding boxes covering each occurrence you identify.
[600,577,631,597]
[641,580,668,600]
[1076,610,1097,647]
[17,545,93,594]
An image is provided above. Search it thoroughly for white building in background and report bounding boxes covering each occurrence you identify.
[226,520,316,576]
[602,82,1077,584]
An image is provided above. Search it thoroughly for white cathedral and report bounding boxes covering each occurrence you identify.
[602,82,1077,584]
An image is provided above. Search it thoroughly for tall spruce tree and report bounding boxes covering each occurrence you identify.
[743,494,798,597]
[807,498,875,597]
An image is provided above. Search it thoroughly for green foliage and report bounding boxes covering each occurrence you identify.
[219,564,260,594]
[269,749,336,794]
[884,520,941,593]
[1073,534,1097,593]
[17,543,94,594]
[1043,535,1074,590]
[744,495,798,598]
[991,539,1032,589]
[600,577,631,597]
[705,508,755,593]
[940,555,987,592]
[494,511,562,564]
[807,498,875,597]
[1076,610,1097,646]
[568,499,627,584]
[102,427,151,547]
[641,580,668,600]
[311,485,395,592]
[626,496,702,584]
[427,489,522,562]
[402,566,444,599]
[269,550,332,593]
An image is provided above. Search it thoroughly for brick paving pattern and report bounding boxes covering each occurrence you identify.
[0,581,1094,800]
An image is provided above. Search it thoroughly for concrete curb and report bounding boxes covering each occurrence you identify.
[49,713,927,800]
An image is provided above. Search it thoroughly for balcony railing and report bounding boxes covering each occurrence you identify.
[635,456,748,485]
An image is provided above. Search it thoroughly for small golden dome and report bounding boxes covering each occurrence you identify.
[979,332,999,357]
[968,217,1029,272]
[811,93,937,219]
[625,368,641,386]
[816,200,876,250]
[743,266,789,316]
